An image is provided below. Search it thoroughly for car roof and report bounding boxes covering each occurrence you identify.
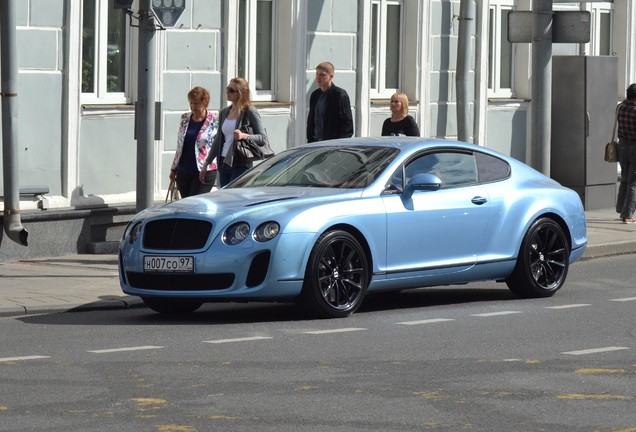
[302,136,496,156]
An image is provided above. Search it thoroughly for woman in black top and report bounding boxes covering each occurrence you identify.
[381,92,420,137]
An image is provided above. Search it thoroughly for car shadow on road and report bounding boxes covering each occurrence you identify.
[18,284,518,326]
[360,286,518,313]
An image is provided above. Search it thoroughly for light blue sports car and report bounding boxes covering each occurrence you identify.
[118,137,587,318]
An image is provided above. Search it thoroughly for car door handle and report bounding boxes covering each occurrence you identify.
[471,196,488,205]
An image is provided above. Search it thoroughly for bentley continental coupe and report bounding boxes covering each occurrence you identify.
[118,137,587,318]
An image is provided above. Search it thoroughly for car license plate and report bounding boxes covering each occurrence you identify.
[143,256,194,272]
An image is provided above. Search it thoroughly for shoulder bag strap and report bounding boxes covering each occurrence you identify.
[612,103,622,142]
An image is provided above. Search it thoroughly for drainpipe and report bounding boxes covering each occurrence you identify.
[456,0,475,143]
[1,0,28,246]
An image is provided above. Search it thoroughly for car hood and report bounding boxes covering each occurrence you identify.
[138,187,361,219]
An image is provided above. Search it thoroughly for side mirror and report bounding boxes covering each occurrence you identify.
[403,173,442,199]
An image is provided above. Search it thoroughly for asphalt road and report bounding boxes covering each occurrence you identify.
[1,255,635,432]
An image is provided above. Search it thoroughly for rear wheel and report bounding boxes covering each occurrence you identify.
[506,218,570,298]
[142,297,203,314]
[300,230,369,318]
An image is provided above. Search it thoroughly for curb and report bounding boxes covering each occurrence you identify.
[580,241,636,261]
[0,297,144,318]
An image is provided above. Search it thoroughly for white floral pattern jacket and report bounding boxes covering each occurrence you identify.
[170,110,218,172]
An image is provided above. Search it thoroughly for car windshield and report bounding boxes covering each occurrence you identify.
[229,145,400,188]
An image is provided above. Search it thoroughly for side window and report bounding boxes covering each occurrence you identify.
[370,0,402,98]
[82,0,129,104]
[405,152,478,188]
[475,152,511,183]
[488,1,514,98]
[238,0,276,101]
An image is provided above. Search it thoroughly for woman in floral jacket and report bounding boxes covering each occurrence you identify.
[169,86,218,197]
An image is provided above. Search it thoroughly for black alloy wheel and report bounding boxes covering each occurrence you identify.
[506,217,570,298]
[300,230,369,318]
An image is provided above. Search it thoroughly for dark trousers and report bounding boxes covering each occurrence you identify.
[616,143,636,219]
[218,160,250,188]
[176,170,216,198]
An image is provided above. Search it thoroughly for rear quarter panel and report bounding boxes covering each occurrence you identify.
[477,166,586,264]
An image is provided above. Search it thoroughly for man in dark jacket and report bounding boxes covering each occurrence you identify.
[306,62,354,142]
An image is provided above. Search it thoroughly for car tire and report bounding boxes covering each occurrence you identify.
[506,218,570,298]
[300,230,369,318]
[142,297,203,314]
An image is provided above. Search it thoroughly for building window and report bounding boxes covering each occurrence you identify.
[552,2,614,56]
[488,1,513,98]
[238,0,275,100]
[82,0,129,103]
[370,0,402,97]
[592,5,613,55]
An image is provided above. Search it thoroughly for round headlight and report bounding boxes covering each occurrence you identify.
[254,222,280,242]
[128,222,142,244]
[223,222,251,245]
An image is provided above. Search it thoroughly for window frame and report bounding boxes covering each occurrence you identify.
[589,3,614,56]
[487,0,514,99]
[237,0,277,101]
[81,0,131,105]
[370,0,403,99]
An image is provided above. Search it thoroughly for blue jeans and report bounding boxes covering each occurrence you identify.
[218,161,250,188]
[616,143,636,219]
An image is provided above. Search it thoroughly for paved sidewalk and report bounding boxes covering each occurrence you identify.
[0,208,635,317]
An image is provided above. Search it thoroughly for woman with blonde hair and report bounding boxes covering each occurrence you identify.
[200,77,269,187]
[381,92,420,137]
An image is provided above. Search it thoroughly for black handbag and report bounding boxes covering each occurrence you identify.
[236,136,274,162]
[235,110,275,162]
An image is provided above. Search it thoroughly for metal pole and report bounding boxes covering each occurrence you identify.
[531,0,553,176]
[1,0,28,246]
[136,0,156,212]
[456,0,475,143]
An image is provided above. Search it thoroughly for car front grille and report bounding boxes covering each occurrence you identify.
[126,272,234,291]
[143,219,212,250]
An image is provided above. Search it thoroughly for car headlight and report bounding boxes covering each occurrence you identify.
[128,222,142,245]
[254,222,280,242]
[223,222,251,245]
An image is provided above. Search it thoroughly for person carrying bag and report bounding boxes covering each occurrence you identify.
[616,83,636,224]
[200,77,271,187]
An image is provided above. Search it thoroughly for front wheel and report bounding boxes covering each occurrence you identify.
[142,297,203,314]
[506,218,570,298]
[300,230,369,318]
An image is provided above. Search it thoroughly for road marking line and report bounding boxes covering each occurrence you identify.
[609,297,636,302]
[471,311,522,317]
[88,346,164,354]
[398,318,455,325]
[561,347,629,356]
[557,394,632,400]
[576,368,625,374]
[303,328,366,335]
[203,336,273,344]
[0,355,50,362]
[544,304,591,309]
